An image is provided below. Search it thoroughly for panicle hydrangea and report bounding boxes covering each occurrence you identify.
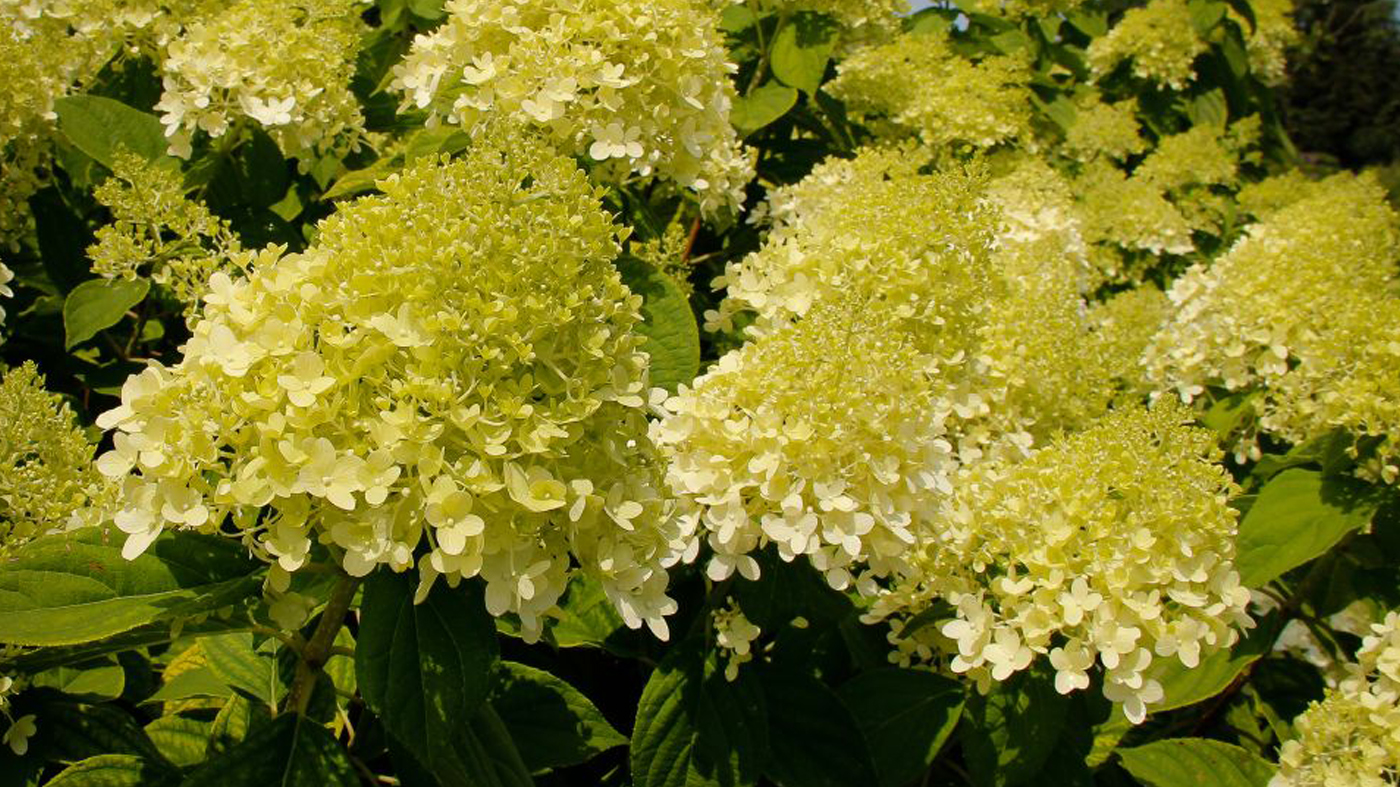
[1271,610,1400,787]
[652,299,957,593]
[0,3,113,245]
[1236,0,1298,86]
[1235,169,1318,220]
[961,0,1089,17]
[88,151,243,315]
[94,129,692,641]
[709,145,1000,351]
[1085,286,1171,400]
[1087,0,1207,90]
[1062,95,1147,164]
[389,0,753,214]
[1144,172,1400,411]
[825,26,1033,149]
[713,600,762,681]
[873,403,1252,724]
[155,0,368,159]
[1134,123,1243,193]
[1073,158,1195,264]
[0,363,112,555]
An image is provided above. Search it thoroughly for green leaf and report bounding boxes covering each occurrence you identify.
[30,663,126,702]
[731,83,799,134]
[0,529,260,647]
[1187,0,1228,35]
[631,639,767,787]
[62,278,150,350]
[960,668,1069,787]
[837,668,964,787]
[206,129,289,210]
[491,661,626,772]
[30,186,95,293]
[207,693,271,759]
[761,668,878,787]
[355,570,499,781]
[145,668,233,704]
[40,701,168,764]
[53,96,171,170]
[407,0,446,21]
[1235,468,1384,587]
[1117,739,1274,787]
[201,632,279,705]
[46,755,180,787]
[771,14,838,95]
[614,257,700,393]
[388,705,534,787]
[144,715,210,767]
[182,713,357,787]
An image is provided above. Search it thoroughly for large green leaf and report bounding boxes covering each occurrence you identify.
[761,668,879,787]
[30,663,126,703]
[206,693,271,759]
[837,668,964,787]
[181,714,357,787]
[732,83,799,134]
[960,669,1070,787]
[1117,738,1274,787]
[144,715,210,767]
[771,14,838,95]
[40,701,169,764]
[1235,468,1383,587]
[615,257,700,393]
[63,278,150,350]
[491,661,625,772]
[0,530,260,648]
[546,574,633,652]
[53,95,170,170]
[45,755,180,787]
[201,632,279,705]
[355,570,499,782]
[631,639,767,787]
[386,705,533,787]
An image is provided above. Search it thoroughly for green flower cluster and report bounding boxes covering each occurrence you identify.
[0,363,111,556]
[390,0,753,213]
[873,403,1250,724]
[825,27,1033,150]
[1273,610,1400,786]
[1145,173,1400,480]
[88,151,243,315]
[96,129,691,640]
[155,0,367,159]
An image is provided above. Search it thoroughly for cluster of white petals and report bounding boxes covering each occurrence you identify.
[1272,611,1400,786]
[390,0,753,213]
[95,129,692,640]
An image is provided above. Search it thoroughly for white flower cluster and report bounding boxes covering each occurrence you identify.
[873,403,1252,724]
[155,0,367,159]
[1087,0,1207,89]
[1272,611,1400,786]
[95,129,692,640]
[713,601,762,681]
[390,0,753,214]
[1145,172,1400,479]
[0,675,35,756]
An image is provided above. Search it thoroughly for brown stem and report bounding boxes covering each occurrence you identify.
[284,572,360,717]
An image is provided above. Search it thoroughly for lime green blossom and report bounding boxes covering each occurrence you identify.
[0,262,13,331]
[1087,0,1207,89]
[761,0,908,32]
[390,0,752,214]
[1135,123,1242,193]
[826,26,1033,149]
[1236,0,1298,86]
[1086,286,1171,400]
[1074,159,1195,263]
[0,363,112,555]
[89,151,243,315]
[156,0,367,159]
[95,131,691,641]
[874,403,1252,724]
[1236,170,1319,220]
[962,0,1089,17]
[713,600,762,681]
[1063,95,1147,164]
[653,299,961,592]
[1144,172,1399,405]
[1272,610,1400,786]
[709,145,999,351]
